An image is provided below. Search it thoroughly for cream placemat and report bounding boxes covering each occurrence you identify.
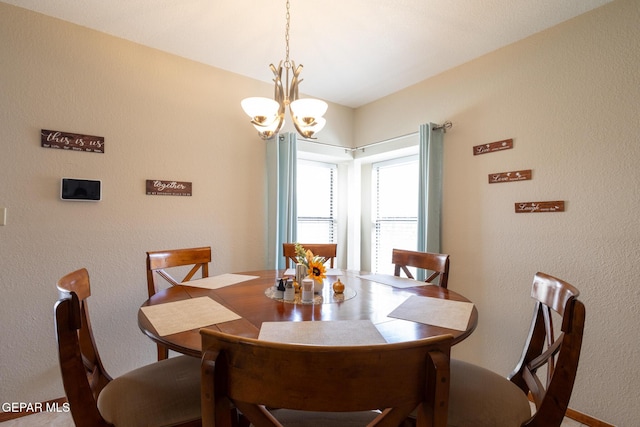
[259,320,387,346]
[358,273,428,289]
[180,273,259,289]
[140,296,241,336]
[388,295,474,331]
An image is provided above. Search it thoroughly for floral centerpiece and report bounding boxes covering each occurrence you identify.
[294,243,327,289]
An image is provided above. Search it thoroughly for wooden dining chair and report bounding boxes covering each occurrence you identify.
[55,268,202,427]
[201,329,453,427]
[146,246,211,359]
[146,246,212,297]
[443,272,586,427]
[392,248,450,288]
[282,243,337,268]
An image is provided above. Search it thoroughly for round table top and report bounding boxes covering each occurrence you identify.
[138,269,478,357]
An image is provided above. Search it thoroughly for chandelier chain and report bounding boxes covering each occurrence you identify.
[284,0,291,69]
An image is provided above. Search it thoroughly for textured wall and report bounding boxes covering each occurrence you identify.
[2,1,638,425]
[354,0,640,425]
[0,2,351,407]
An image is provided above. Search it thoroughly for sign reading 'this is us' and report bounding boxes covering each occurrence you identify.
[41,129,105,153]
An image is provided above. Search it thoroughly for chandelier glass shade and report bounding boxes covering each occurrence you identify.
[241,0,327,140]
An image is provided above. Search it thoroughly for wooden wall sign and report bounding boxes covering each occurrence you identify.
[41,129,104,153]
[473,138,513,155]
[146,180,192,196]
[515,201,564,213]
[489,169,532,184]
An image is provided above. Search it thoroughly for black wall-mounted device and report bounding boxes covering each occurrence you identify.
[60,178,102,201]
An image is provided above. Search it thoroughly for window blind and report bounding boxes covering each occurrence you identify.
[372,156,419,274]
[297,160,337,243]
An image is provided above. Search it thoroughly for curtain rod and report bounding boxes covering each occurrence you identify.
[347,131,418,153]
[297,120,452,153]
[347,120,453,153]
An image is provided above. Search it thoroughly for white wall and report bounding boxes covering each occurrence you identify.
[0,2,352,408]
[355,0,639,425]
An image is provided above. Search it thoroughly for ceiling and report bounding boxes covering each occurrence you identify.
[4,0,612,108]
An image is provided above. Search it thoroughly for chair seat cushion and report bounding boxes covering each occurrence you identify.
[447,359,532,427]
[268,409,381,427]
[97,355,201,427]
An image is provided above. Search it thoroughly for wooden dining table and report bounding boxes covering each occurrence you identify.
[138,269,478,358]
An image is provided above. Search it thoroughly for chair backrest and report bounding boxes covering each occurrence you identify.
[55,268,112,427]
[392,248,450,288]
[508,272,585,427]
[282,243,337,268]
[146,246,211,297]
[201,329,453,427]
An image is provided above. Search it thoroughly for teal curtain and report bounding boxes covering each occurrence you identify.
[267,133,298,270]
[417,123,444,280]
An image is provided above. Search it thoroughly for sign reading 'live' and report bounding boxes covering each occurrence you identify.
[489,169,532,184]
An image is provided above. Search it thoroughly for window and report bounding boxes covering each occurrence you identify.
[297,160,337,243]
[371,156,419,274]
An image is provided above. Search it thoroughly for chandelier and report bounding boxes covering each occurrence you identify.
[241,0,328,140]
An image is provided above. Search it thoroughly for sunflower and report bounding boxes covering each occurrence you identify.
[307,257,327,282]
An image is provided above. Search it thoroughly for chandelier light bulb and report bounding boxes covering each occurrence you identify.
[241,97,280,124]
[253,117,285,140]
[289,98,328,121]
[304,116,326,133]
